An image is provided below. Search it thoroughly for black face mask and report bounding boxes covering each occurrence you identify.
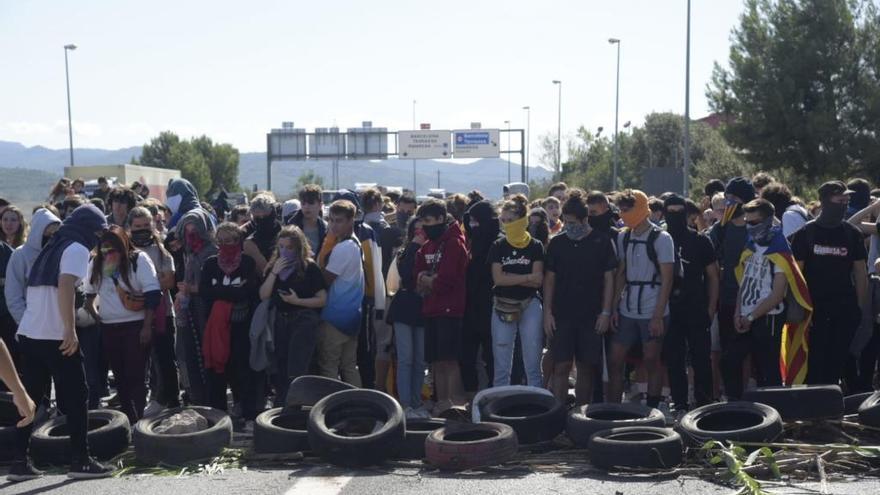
[424,223,446,241]
[664,211,689,240]
[817,201,846,227]
[254,215,277,233]
[397,211,412,228]
[130,229,153,247]
[588,211,613,232]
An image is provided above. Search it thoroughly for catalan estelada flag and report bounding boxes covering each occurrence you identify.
[735,228,813,385]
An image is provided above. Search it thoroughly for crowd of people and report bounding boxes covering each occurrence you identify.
[0,171,879,481]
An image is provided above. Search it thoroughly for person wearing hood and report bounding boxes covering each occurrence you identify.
[165,178,203,230]
[5,208,61,331]
[414,199,469,415]
[281,199,301,225]
[10,204,114,481]
[792,181,870,387]
[460,199,499,394]
[243,193,281,275]
[661,194,719,412]
[174,207,218,406]
[489,194,545,388]
[724,199,790,399]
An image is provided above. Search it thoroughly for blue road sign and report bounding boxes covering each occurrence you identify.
[455,132,491,145]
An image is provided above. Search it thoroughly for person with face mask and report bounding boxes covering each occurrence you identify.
[608,189,675,408]
[488,194,545,388]
[586,191,618,235]
[791,181,870,387]
[165,179,203,230]
[543,189,617,404]
[661,194,719,412]
[243,193,281,275]
[460,199,500,395]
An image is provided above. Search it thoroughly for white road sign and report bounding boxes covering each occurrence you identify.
[453,129,500,158]
[399,130,452,159]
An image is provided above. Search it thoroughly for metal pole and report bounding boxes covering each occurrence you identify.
[505,120,511,183]
[683,0,692,196]
[519,129,526,183]
[412,100,417,194]
[611,39,621,191]
[64,46,75,168]
[523,106,530,183]
[266,134,272,190]
[437,169,440,188]
[556,83,562,176]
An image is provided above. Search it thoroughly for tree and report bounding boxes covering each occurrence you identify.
[167,142,211,197]
[295,169,325,193]
[707,0,880,179]
[137,131,242,198]
[191,136,240,196]
[137,131,180,169]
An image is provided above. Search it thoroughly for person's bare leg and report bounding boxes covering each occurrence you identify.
[575,364,594,405]
[551,361,573,403]
[445,361,466,405]
[607,343,630,403]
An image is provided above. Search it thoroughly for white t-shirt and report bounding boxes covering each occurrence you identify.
[616,228,675,319]
[84,251,160,324]
[18,243,90,340]
[321,239,365,335]
[739,244,784,316]
[782,205,809,238]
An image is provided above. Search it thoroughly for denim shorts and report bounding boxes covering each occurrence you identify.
[612,315,670,347]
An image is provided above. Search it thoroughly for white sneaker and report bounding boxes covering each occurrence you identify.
[143,400,163,418]
[404,407,419,420]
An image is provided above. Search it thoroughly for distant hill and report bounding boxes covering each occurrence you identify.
[0,141,552,200]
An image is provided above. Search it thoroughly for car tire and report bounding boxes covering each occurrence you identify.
[588,427,683,470]
[858,391,880,427]
[396,418,447,459]
[742,385,843,421]
[254,406,310,454]
[676,401,783,447]
[307,389,405,467]
[425,422,518,471]
[30,409,131,466]
[471,385,553,423]
[133,406,232,465]
[285,375,356,410]
[0,391,20,424]
[845,392,875,416]
[566,403,666,448]
[481,392,565,444]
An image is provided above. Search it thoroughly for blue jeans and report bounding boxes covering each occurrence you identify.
[394,322,425,409]
[491,298,543,387]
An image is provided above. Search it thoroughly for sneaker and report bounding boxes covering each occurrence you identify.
[68,457,114,480]
[7,460,44,482]
[412,407,432,419]
[143,400,164,418]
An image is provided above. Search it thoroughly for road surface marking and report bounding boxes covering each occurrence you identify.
[284,468,352,495]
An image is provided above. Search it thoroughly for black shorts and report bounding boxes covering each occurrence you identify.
[425,317,463,363]
[550,316,603,365]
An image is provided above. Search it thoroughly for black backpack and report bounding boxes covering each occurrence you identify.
[621,226,683,313]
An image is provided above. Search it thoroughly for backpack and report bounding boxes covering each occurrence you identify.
[621,226,683,313]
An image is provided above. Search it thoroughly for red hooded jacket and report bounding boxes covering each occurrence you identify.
[414,221,469,318]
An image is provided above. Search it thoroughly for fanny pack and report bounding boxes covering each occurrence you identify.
[113,277,145,312]
[493,296,532,323]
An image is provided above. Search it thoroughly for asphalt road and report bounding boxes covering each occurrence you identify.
[1,461,878,495]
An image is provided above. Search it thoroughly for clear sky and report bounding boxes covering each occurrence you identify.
[0,0,746,165]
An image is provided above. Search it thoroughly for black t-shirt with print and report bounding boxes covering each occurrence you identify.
[489,237,545,301]
[545,230,618,320]
[791,221,867,305]
[672,230,717,307]
[272,260,327,313]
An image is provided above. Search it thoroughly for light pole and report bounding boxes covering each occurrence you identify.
[522,106,530,183]
[683,0,692,196]
[504,120,511,183]
[64,44,77,168]
[412,99,417,194]
[552,80,562,177]
[608,38,621,191]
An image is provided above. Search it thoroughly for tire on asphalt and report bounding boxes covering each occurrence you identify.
[588,427,683,470]
[0,391,20,424]
[470,385,553,423]
[425,422,518,471]
[133,406,232,465]
[845,392,875,416]
[742,385,843,421]
[285,375,356,410]
[307,389,405,467]
[482,392,565,444]
[396,418,447,460]
[30,409,131,466]
[676,401,782,447]
[566,403,666,448]
[858,392,880,427]
[254,406,310,454]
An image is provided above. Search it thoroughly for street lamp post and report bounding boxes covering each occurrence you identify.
[609,38,621,191]
[552,80,562,177]
[683,0,692,196]
[504,120,511,183]
[412,99,417,193]
[522,106,531,183]
[64,44,77,168]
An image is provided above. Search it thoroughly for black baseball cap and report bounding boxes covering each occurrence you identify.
[817,180,855,202]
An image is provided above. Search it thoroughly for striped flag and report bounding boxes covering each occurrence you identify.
[735,228,813,385]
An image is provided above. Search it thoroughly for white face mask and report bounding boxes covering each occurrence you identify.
[166,194,182,215]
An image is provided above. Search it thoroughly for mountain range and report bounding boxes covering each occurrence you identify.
[0,140,552,200]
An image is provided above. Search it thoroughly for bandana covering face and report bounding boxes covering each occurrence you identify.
[277,246,299,281]
[102,250,120,278]
[564,222,587,240]
[501,216,532,249]
[217,243,242,275]
[130,229,153,248]
[746,217,775,246]
[186,229,205,253]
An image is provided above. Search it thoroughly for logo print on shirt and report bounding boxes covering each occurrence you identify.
[813,245,848,257]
